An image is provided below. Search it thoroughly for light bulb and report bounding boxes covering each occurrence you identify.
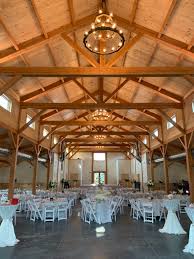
[94,47,98,51]
[112,23,116,28]
[118,42,122,47]
[102,23,105,27]
[85,31,88,35]
[107,34,110,38]
[97,18,101,23]
[111,46,115,51]
[106,18,110,23]
[110,12,113,17]
[99,9,103,14]
[119,30,123,34]
[98,34,102,38]
[91,23,95,29]
[103,48,106,52]
[87,43,91,48]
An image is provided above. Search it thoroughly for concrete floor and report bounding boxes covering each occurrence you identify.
[0,206,193,259]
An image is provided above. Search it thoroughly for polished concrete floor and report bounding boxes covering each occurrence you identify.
[0,206,194,259]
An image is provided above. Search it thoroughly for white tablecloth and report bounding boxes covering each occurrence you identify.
[95,200,112,224]
[183,207,194,255]
[0,205,19,247]
[159,199,186,235]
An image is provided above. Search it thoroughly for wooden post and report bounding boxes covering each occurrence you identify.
[184,133,194,202]
[32,145,41,195]
[161,144,169,193]
[8,135,19,200]
[46,152,51,190]
[149,151,154,181]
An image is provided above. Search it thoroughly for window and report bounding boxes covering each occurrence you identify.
[152,128,159,139]
[93,152,105,161]
[43,128,49,139]
[26,114,35,129]
[167,114,176,129]
[192,101,194,113]
[53,136,58,144]
[0,94,12,112]
[143,137,147,145]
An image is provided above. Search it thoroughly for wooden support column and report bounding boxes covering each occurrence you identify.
[46,151,52,190]
[183,133,194,202]
[32,145,41,195]
[8,135,19,200]
[161,144,169,193]
[149,151,154,182]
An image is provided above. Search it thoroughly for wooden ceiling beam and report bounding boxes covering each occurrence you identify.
[20,78,72,102]
[157,109,185,134]
[0,13,97,64]
[73,79,98,103]
[18,110,45,134]
[115,15,194,59]
[40,120,160,126]
[105,33,143,67]
[21,102,182,110]
[104,78,130,102]
[63,137,135,143]
[130,77,183,103]
[54,131,149,136]
[1,66,193,77]
[0,75,22,96]
[61,34,99,67]
[158,0,178,38]
[66,143,130,147]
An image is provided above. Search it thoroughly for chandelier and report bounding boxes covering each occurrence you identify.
[94,135,106,140]
[83,9,125,55]
[91,109,111,121]
[96,146,104,149]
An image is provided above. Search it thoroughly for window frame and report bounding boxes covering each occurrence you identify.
[0,94,12,112]
[192,101,194,113]
[43,128,49,139]
[93,152,106,161]
[152,128,159,139]
[26,114,35,129]
[167,114,176,129]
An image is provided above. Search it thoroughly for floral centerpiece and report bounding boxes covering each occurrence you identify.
[147,179,154,191]
[95,187,111,202]
[48,181,57,190]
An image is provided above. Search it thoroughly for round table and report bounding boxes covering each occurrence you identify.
[183,207,194,255]
[0,204,19,247]
[159,199,186,235]
[95,200,112,224]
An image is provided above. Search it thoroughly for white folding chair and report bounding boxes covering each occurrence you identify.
[43,204,56,222]
[57,202,68,221]
[110,201,118,221]
[143,204,155,223]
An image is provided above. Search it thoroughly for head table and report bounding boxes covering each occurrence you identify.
[0,204,19,247]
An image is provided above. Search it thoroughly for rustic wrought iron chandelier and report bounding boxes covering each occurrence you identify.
[83,8,125,55]
[91,109,111,121]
